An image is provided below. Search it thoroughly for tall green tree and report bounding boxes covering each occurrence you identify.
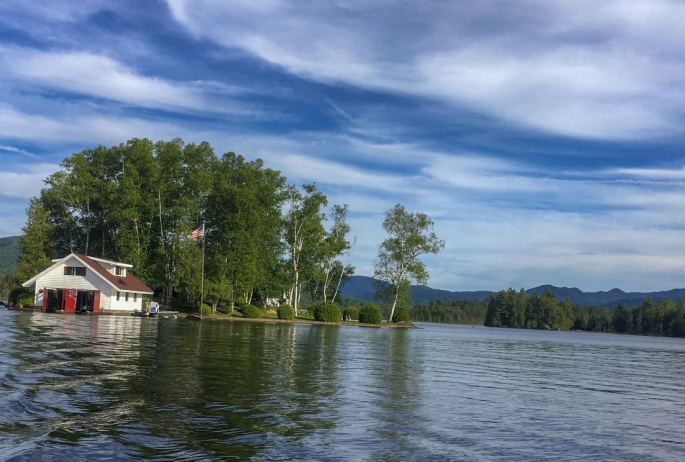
[317,204,353,302]
[17,198,54,282]
[612,302,631,333]
[283,184,328,315]
[373,204,445,323]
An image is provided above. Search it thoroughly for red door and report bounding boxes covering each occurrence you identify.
[43,288,48,312]
[62,289,76,312]
[93,290,101,313]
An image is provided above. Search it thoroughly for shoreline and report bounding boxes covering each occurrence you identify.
[184,314,419,329]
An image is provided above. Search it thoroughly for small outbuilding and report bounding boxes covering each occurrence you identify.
[22,253,153,313]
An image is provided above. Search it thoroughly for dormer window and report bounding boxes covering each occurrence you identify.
[115,266,126,277]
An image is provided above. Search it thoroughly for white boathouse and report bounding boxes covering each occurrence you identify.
[21,253,153,312]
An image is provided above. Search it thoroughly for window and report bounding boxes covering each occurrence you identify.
[115,266,125,276]
[125,292,129,302]
[117,291,120,301]
[134,293,137,302]
[64,266,86,276]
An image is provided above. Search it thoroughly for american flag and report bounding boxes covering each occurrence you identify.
[189,223,205,240]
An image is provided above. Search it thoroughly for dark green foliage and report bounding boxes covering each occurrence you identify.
[277,303,294,320]
[486,288,578,331]
[313,301,342,322]
[242,305,262,318]
[17,293,34,307]
[392,307,411,323]
[359,303,382,324]
[201,304,212,316]
[411,299,487,324]
[0,274,18,301]
[0,236,20,275]
[8,287,32,304]
[612,303,631,333]
[343,307,359,321]
[483,289,685,337]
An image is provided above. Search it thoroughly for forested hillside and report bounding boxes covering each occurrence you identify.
[0,236,19,274]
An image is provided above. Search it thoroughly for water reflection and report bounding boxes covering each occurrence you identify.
[2,312,685,461]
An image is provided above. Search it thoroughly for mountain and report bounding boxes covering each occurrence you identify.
[525,285,685,308]
[0,236,20,274]
[341,275,685,308]
[340,275,490,304]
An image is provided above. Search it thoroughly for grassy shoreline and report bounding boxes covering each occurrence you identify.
[184,313,418,328]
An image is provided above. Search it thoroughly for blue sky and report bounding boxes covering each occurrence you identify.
[2,0,685,292]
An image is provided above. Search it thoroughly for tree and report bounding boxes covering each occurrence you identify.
[373,204,444,323]
[318,204,353,302]
[612,302,631,333]
[17,198,54,282]
[283,184,328,315]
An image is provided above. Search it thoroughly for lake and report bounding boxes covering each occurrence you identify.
[1,309,684,461]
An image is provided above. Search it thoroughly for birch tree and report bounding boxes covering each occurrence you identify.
[319,205,353,302]
[374,204,444,323]
[284,184,327,315]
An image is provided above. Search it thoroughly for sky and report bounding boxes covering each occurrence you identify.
[2,0,685,292]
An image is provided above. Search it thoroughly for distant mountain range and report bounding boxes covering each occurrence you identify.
[0,236,19,274]
[340,275,685,308]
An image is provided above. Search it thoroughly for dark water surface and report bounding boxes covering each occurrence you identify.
[1,310,685,461]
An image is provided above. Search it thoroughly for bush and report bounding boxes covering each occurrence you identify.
[200,303,212,316]
[242,305,262,319]
[313,302,342,322]
[9,287,32,305]
[343,307,359,322]
[17,293,35,307]
[359,303,382,324]
[392,307,411,323]
[277,303,295,320]
[234,296,247,311]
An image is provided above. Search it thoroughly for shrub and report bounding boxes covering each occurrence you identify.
[17,293,35,307]
[359,303,382,324]
[392,307,411,323]
[242,305,262,319]
[200,303,212,316]
[277,303,295,320]
[313,302,342,322]
[343,307,359,322]
[9,287,32,305]
[234,296,247,311]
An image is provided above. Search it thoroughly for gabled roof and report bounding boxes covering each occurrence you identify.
[74,254,152,293]
[23,253,153,294]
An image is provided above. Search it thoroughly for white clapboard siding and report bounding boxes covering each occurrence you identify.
[31,255,144,311]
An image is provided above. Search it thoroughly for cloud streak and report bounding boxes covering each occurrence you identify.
[166,0,685,139]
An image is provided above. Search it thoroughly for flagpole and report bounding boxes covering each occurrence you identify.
[200,220,206,316]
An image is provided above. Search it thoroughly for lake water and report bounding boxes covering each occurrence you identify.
[1,310,684,461]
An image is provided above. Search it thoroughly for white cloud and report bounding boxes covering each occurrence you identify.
[0,46,270,118]
[0,145,39,159]
[0,104,192,144]
[0,163,59,198]
[165,0,685,139]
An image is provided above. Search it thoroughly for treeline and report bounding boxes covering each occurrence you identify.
[18,138,353,314]
[484,288,685,337]
[410,299,487,324]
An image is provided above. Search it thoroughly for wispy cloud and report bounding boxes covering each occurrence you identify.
[0,145,40,159]
[166,0,685,139]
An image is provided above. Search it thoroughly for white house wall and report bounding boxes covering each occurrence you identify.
[108,288,144,312]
